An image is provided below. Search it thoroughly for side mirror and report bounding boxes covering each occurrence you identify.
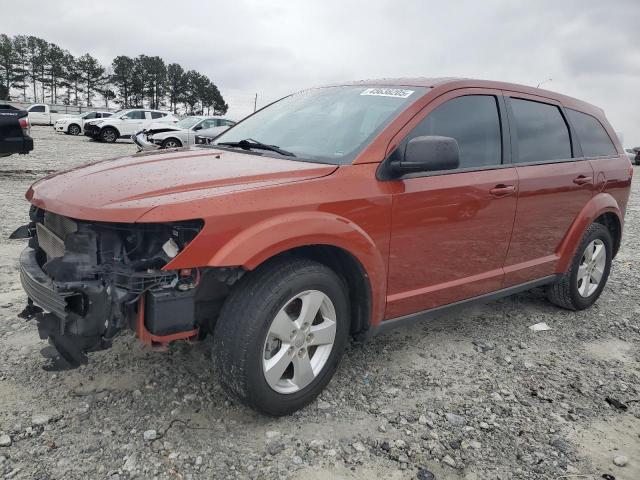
[391,136,460,175]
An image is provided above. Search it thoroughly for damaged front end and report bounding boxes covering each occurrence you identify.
[132,127,179,151]
[12,207,241,370]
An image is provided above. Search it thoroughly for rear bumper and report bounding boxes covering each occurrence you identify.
[0,136,33,155]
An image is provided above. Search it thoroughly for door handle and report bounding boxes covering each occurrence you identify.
[489,184,516,197]
[573,175,593,185]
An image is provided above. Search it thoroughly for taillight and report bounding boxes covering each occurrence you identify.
[19,117,31,136]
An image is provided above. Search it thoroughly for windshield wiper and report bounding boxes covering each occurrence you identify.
[216,138,296,157]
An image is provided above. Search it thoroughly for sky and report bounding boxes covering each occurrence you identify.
[2,0,639,146]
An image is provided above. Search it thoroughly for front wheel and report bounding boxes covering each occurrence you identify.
[546,222,612,310]
[161,138,182,149]
[100,127,118,143]
[213,257,350,416]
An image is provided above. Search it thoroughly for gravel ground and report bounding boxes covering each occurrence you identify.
[0,127,638,480]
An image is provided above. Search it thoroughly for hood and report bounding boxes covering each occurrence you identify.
[145,121,182,132]
[27,149,338,222]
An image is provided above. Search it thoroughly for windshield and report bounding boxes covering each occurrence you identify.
[213,86,427,164]
[176,116,202,129]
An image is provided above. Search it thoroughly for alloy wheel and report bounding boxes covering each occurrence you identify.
[577,239,606,297]
[262,290,337,394]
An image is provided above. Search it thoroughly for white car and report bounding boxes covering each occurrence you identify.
[26,104,74,125]
[84,109,179,143]
[133,116,235,151]
[54,111,113,135]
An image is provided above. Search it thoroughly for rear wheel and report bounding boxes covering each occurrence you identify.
[213,257,350,416]
[161,137,182,149]
[546,223,612,310]
[100,127,118,143]
[68,124,81,135]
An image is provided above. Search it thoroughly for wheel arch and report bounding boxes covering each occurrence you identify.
[171,212,387,332]
[162,137,183,148]
[556,192,623,272]
[268,244,373,338]
[100,125,120,137]
[67,122,81,133]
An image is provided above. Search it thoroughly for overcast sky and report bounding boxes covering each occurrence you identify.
[2,0,639,145]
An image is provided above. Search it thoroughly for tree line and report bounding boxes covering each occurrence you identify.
[0,34,228,115]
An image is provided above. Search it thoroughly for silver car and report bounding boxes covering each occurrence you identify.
[133,116,235,151]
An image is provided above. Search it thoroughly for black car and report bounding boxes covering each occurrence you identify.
[0,104,34,157]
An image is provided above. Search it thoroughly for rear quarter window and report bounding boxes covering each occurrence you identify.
[509,98,571,163]
[566,109,617,157]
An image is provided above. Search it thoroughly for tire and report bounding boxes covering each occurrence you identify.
[213,257,350,416]
[68,124,81,135]
[546,222,612,310]
[161,138,182,149]
[100,127,118,143]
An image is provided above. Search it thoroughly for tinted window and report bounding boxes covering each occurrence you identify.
[150,111,165,119]
[405,95,502,169]
[123,111,145,120]
[510,98,571,163]
[567,109,617,157]
[29,105,45,112]
[84,112,97,119]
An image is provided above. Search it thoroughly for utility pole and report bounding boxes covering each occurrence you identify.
[254,93,257,112]
[536,78,552,89]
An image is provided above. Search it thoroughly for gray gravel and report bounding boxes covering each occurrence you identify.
[0,127,638,479]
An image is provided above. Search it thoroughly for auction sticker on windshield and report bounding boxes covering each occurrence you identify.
[360,88,415,98]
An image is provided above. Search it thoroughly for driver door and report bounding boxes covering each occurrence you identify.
[385,90,518,319]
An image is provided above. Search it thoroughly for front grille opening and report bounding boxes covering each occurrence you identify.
[44,211,77,239]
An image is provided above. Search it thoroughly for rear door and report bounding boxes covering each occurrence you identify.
[502,93,594,287]
[385,89,518,319]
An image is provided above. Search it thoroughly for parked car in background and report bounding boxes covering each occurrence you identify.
[54,111,113,135]
[13,79,632,415]
[193,119,237,146]
[133,116,235,151]
[84,109,179,143]
[625,147,639,165]
[0,104,34,157]
[26,104,74,125]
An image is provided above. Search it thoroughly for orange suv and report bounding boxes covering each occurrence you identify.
[13,78,632,415]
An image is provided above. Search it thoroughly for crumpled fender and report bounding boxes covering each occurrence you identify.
[206,211,387,327]
[556,192,622,272]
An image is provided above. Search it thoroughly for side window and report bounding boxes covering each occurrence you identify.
[199,119,217,129]
[150,111,164,119]
[402,95,502,169]
[29,105,45,113]
[509,98,571,163]
[85,112,97,119]
[123,111,144,120]
[566,109,617,157]
[223,120,236,126]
